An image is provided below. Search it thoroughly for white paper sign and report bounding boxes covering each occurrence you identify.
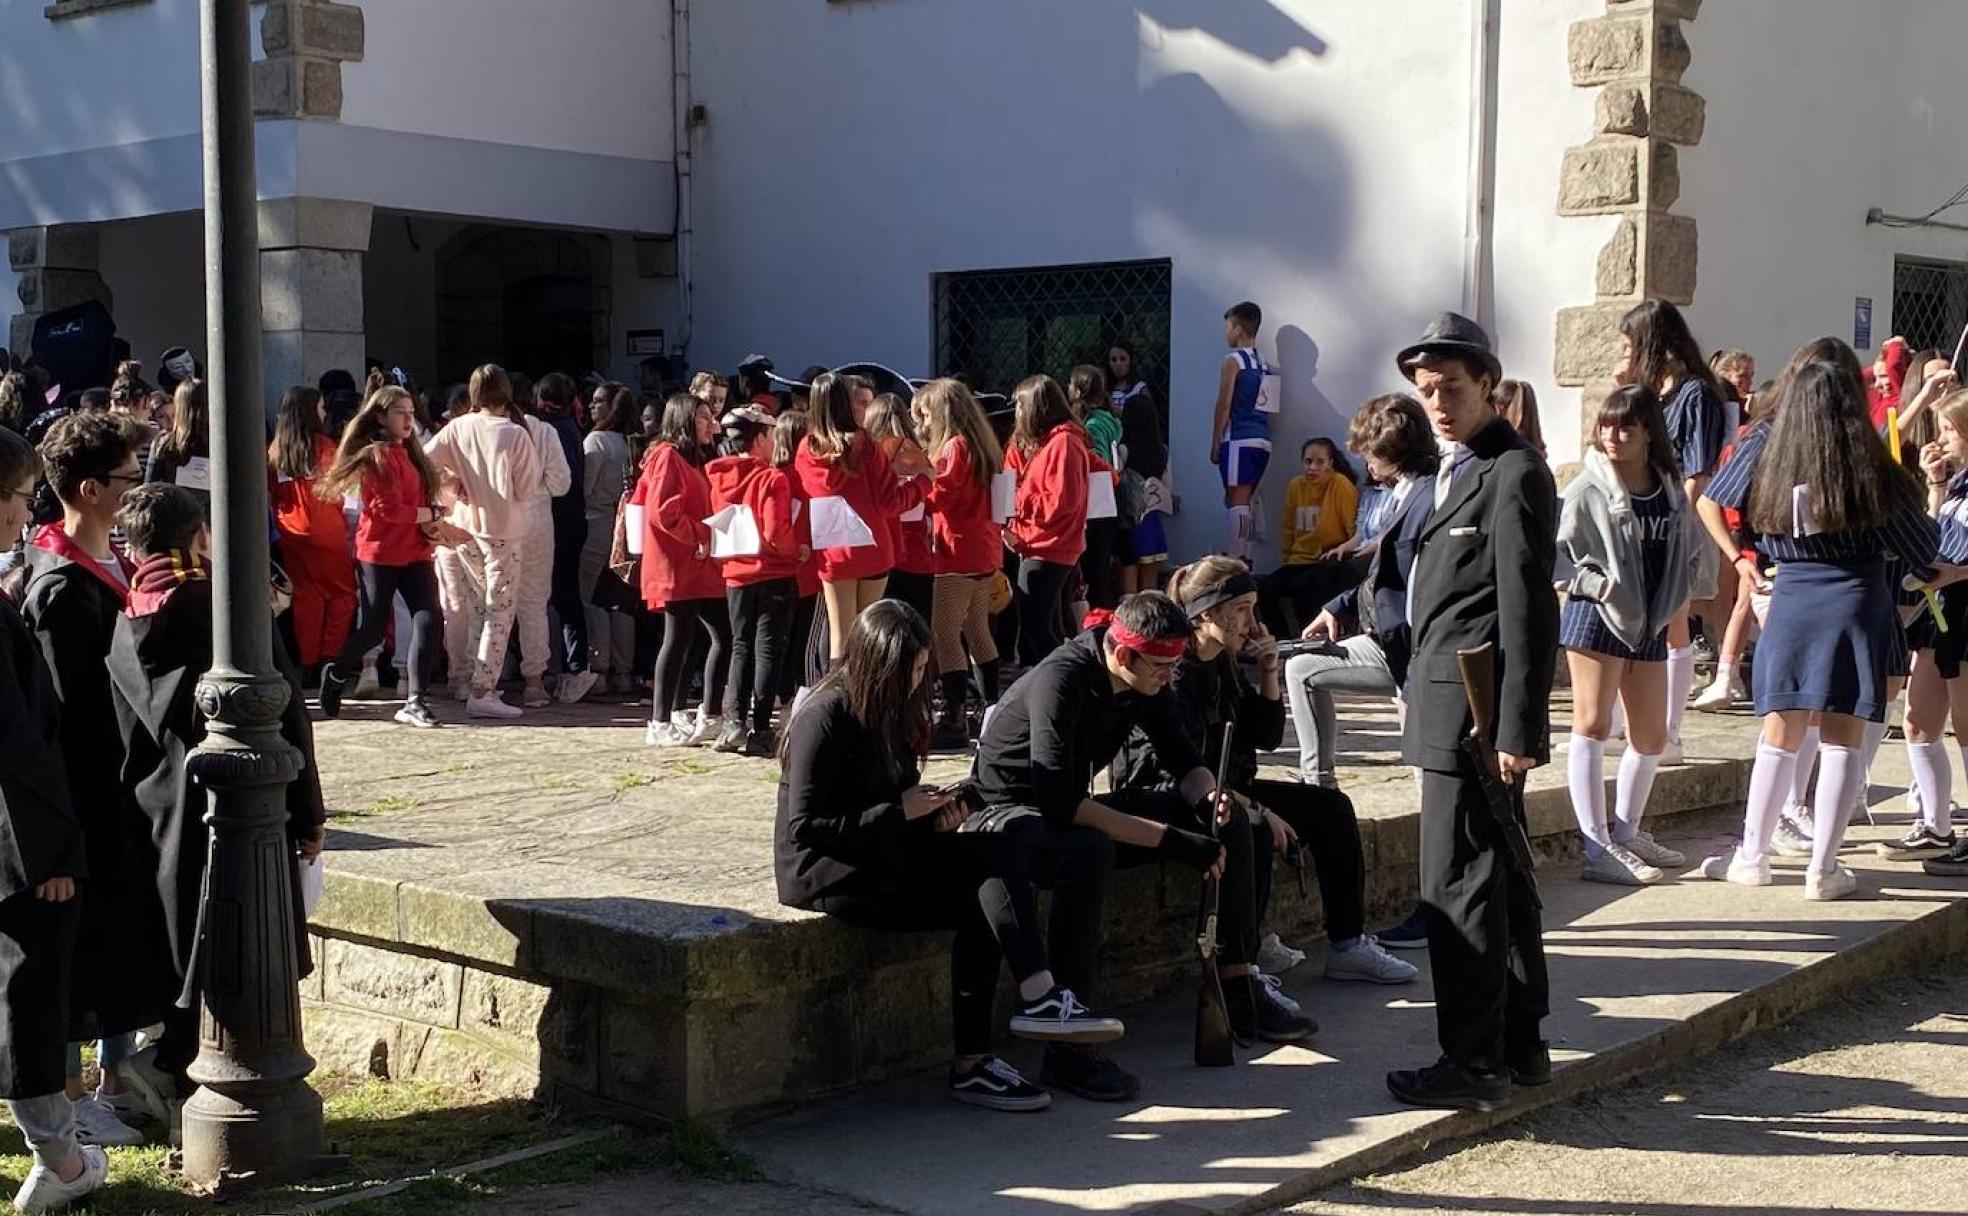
[704,504,762,558]
[625,504,647,555]
[175,456,212,492]
[1257,367,1283,414]
[810,495,877,549]
[298,855,325,918]
[990,470,1018,524]
[1087,472,1118,520]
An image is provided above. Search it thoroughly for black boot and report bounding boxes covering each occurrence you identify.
[932,674,970,752]
[318,662,349,719]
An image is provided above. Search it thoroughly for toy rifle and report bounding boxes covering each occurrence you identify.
[1456,644,1542,909]
[1194,721,1236,1067]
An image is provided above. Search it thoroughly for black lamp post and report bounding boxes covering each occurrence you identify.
[182,0,323,1189]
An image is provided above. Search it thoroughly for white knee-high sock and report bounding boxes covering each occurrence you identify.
[1612,749,1664,842]
[1227,505,1254,562]
[1568,734,1610,851]
[1785,724,1821,815]
[1855,718,1890,825]
[1741,741,1800,862]
[1811,743,1865,874]
[1908,739,1952,834]
[1665,645,1696,742]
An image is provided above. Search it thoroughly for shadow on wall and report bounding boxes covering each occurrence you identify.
[1136,0,1330,63]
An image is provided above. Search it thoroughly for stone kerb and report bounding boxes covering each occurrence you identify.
[300,756,1752,1123]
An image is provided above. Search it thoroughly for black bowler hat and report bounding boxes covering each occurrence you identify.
[1396,312,1501,386]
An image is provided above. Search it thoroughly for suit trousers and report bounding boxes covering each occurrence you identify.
[1418,764,1549,1073]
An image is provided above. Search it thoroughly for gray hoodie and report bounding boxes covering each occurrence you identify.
[1558,448,1696,651]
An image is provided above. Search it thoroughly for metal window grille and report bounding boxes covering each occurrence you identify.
[1892,257,1968,354]
[933,259,1172,429]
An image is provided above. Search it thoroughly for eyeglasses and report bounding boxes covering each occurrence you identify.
[1133,653,1182,675]
[97,472,145,487]
[0,484,33,504]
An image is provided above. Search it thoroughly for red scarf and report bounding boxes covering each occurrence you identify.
[127,549,210,618]
[30,523,133,604]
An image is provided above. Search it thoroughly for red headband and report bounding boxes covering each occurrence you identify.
[1083,608,1188,660]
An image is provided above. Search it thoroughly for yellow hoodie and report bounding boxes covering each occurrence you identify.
[1281,473,1357,565]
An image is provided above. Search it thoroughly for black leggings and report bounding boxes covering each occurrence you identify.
[886,568,934,626]
[726,578,797,732]
[1016,558,1074,667]
[1108,786,1260,970]
[655,597,731,722]
[333,561,438,700]
[778,592,817,703]
[1245,778,1368,945]
[551,514,589,672]
[1082,518,1121,611]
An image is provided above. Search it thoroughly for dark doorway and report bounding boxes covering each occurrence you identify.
[435,226,610,385]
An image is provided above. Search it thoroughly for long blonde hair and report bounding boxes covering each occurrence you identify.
[916,378,1001,487]
[319,380,440,502]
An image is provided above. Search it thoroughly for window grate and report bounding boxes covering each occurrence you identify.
[934,259,1172,433]
[1892,257,1968,355]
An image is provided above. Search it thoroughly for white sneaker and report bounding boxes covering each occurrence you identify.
[1323,936,1419,984]
[645,719,690,747]
[13,1144,107,1214]
[1772,811,1815,858]
[1697,848,1771,886]
[1582,843,1664,886]
[353,660,381,699]
[557,670,600,704]
[1256,932,1306,975]
[684,713,722,748]
[1690,677,1736,712]
[1618,831,1687,868]
[71,1095,145,1147]
[465,692,523,719]
[1804,862,1859,901]
[1658,738,1685,766]
[102,1051,172,1129]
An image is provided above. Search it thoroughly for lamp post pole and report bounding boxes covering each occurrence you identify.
[182,0,323,1189]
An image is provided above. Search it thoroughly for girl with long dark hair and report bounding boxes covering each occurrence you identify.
[1558,385,1695,884]
[706,406,802,756]
[774,599,1120,1112]
[915,379,1006,750]
[144,378,211,517]
[268,385,355,681]
[1698,339,1937,900]
[1005,374,1091,666]
[633,392,732,746]
[316,382,446,727]
[863,391,936,626]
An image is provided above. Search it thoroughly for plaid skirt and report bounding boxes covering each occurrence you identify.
[1560,597,1667,662]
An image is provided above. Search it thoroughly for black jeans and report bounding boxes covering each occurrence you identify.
[778,592,817,703]
[1245,778,1367,945]
[551,512,590,672]
[886,568,934,627]
[1259,558,1362,640]
[812,824,1111,1055]
[1081,518,1121,610]
[332,561,438,699]
[1419,764,1549,1072]
[726,578,798,732]
[655,597,731,722]
[1016,558,1074,668]
[1107,786,1260,970]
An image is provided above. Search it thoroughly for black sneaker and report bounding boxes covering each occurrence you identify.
[744,728,777,758]
[1877,825,1956,861]
[948,1056,1051,1112]
[1040,1044,1139,1103]
[1009,987,1124,1044]
[1386,1057,1512,1112]
[1507,1040,1552,1087]
[392,698,440,729]
[1379,907,1430,951]
[1924,834,1968,876]
[318,664,349,719]
[1227,974,1317,1044]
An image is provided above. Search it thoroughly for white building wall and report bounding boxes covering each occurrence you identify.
[1682,0,1968,380]
[685,0,1478,565]
[0,0,202,164]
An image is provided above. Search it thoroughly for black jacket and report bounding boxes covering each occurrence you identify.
[1326,479,1432,689]
[975,628,1204,828]
[773,685,924,909]
[21,540,169,1036]
[1402,416,1559,771]
[1112,650,1282,800]
[0,597,86,903]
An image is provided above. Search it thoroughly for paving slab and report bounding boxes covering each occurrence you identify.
[734,808,1968,1216]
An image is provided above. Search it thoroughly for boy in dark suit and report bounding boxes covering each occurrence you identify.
[1385,314,1559,1111]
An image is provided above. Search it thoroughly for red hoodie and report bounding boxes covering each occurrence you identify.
[268,434,348,551]
[879,435,936,577]
[924,434,1001,577]
[1006,424,1090,566]
[632,441,722,608]
[705,453,802,586]
[791,431,925,582]
[354,444,434,566]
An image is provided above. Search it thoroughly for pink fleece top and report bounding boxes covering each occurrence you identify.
[423,411,540,540]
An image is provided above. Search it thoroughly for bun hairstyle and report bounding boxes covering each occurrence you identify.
[1165,555,1253,620]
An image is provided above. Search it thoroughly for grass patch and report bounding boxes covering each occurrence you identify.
[660,759,714,777]
[611,772,659,794]
[533,775,577,791]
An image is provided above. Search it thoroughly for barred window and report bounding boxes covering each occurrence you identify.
[933,259,1172,437]
[1892,256,1968,355]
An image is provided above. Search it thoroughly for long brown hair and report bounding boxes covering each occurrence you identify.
[1492,379,1545,457]
[916,378,1000,487]
[804,371,862,471]
[1620,299,1718,395]
[656,392,712,467]
[269,385,328,481]
[1747,338,1920,536]
[1009,374,1073,456]
[771,409,808,468]
[469,363,524,422]
[862,391,919,447]
[1894,348,1946,462]
[789,598,934,774]
[1592,384,1681,487]
[155,378,209,464]
[318,382,440,502]
[1067,364,1109,421]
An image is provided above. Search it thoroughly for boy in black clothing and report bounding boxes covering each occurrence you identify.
[971,591,1231,1101]
[0,427,111,1211]
[20,413,174,1144]
[106,484,326,1101]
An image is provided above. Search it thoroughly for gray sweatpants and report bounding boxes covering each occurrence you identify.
[1283,636,1398,783]
[7,1092,77,1171]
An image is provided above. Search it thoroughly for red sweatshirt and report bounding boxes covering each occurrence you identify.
[354,444,434,566]
[924,434,1001,577]
[633,442,723,608]
[879,435,936,577]
[791,432,924,582]
[705,454,802,586]
[1006,425,1090,566]
[269,434,348,551]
